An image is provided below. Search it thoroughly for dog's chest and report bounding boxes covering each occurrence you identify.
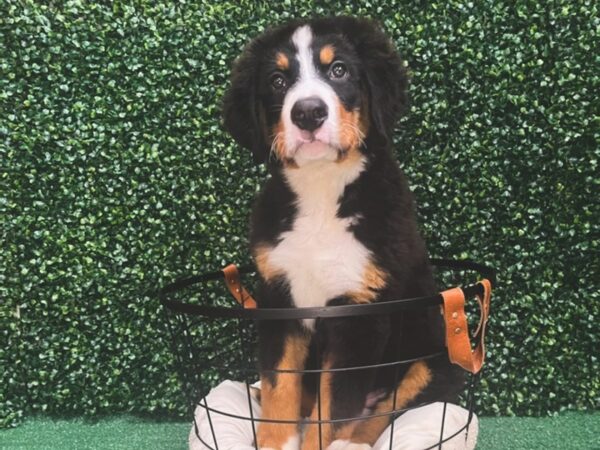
[266,160,370,316]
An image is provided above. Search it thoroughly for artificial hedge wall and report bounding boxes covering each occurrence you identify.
[1,0,598,427]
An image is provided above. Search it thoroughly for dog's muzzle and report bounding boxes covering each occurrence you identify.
[291,96,328,132]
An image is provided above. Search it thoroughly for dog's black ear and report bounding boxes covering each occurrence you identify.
[340,18,409,141]
[222,41,268,164]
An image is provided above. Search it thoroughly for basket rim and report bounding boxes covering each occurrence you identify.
[159,258,495,320]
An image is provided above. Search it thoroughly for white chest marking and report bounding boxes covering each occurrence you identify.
[267,158,369,328]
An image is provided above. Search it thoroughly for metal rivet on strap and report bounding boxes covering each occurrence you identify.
[455,327,461,334]
[452,312,458,319]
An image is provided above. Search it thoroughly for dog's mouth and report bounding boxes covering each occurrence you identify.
[298,130,318,143]
[270,120,349,165]
[290,130,343,163]
[294,129,332,148]
[292,140,340,163]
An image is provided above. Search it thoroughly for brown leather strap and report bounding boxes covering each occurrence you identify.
[474,279,492,338]
[222,264,257,309]
[441,279,492,374]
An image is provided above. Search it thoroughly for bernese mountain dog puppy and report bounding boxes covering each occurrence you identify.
[223,16,464,450]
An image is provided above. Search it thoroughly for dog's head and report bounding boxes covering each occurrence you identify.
[223,17,408,166]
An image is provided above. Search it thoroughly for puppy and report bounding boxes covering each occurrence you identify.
[222,16,464,450]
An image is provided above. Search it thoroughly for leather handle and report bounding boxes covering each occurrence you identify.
[441,279,492,374]
[222,264,257,309]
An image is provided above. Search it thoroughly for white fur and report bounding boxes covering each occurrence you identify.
[327,440,372,450]
[283,25,340,162]
[282,434,301,450]
[189,381,478,450]
[266,157,368,329]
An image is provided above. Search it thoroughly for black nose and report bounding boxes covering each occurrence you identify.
[291,97,328,132]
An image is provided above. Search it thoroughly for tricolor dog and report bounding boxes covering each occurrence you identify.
[223,16,464,450]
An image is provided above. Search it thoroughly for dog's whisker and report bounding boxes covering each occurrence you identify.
[342,120,366,138]
[269,131,285,162]
[341,121,366,147]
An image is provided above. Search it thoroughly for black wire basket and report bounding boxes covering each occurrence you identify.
[160,258,495,450]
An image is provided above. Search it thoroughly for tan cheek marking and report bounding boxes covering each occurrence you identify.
[276,52,289,70]
[270,120,299,168]
[348,361,433,445]
[348,261,388,303]
[337,103,367,163]
[301,358,334,450]
[319,45,335,65]
[270,119,287,160]
[257,335,309,448]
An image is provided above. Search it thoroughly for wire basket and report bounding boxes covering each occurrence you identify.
[160,258,495,450]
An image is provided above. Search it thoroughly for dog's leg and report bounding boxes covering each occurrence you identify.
[341,360,433,447]
[257,323,309,450]
[301,314,390,450]
[301,357,335,450]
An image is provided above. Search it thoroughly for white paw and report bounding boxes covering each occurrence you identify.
[282,434,300,450]
[327,440,372,450]
[281,434,300,450]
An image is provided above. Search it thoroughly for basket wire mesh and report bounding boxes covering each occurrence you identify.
[160,259,494,450]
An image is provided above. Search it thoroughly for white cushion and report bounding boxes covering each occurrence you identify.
[189,381,477,450]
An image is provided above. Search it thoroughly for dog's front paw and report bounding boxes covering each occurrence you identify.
[326,440,372,450]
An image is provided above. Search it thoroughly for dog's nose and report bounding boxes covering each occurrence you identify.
[291,97,328,132]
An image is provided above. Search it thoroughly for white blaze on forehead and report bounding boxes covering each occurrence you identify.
[281,25,340,159]
[292,25,315,80]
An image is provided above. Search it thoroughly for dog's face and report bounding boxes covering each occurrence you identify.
[223,17,408,166]
[261,25,365,166]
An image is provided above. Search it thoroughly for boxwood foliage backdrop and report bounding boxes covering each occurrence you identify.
[1,0,598,427]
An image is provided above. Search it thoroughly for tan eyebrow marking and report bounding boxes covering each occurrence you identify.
[276,52,289,70]
[319,45,335,65]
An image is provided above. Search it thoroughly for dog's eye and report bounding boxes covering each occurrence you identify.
[270,73,287,90]
[329,61,348,79]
